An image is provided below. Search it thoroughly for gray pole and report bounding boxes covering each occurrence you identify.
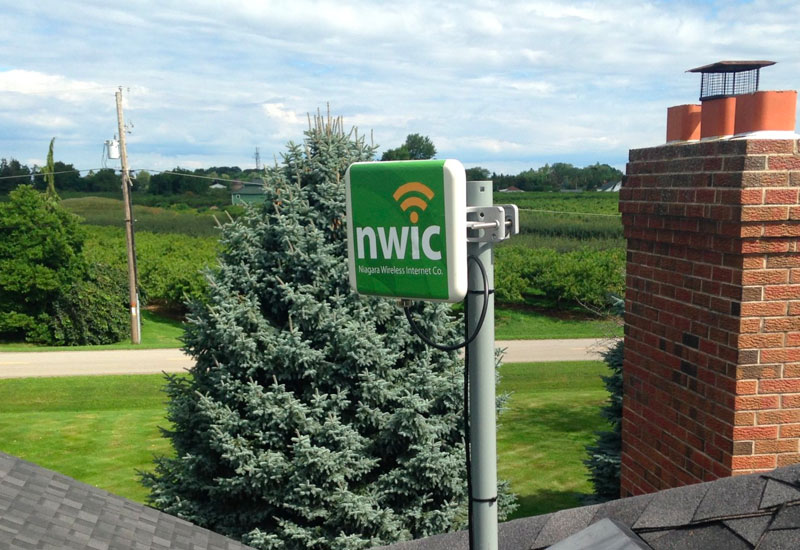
[466,180,498,549]
[115,88,141,345]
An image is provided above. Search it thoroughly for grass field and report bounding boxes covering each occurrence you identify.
[61,196,225,237]
[495,308,621,340]
[0,374,174,503]
[0,361,610,518]
[0,310,184,351]
[497,361,609,519]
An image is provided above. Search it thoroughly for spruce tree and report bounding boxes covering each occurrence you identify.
[143,115,471,549]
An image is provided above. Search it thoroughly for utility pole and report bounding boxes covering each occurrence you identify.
[115,88,141,344]
[254,146,261,170]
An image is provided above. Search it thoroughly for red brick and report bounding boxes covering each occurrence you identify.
[764,223,800,237]
[735,411,756,426]
[741,270,789,285]
[758,409,800,425]
[768,156,800,171]
[744,256,766,269]
[761,349,800,363]
[741,240,792,254]
[742,171,790,188]
[737,365,780,379]
[764,285,800,300]
[760,379,800,393]
[780,424,800,438]
[784,365,800,378]
[739,319,762,333]
[777,454,800,467]
[731,455,777,470]
[765,189,800,204]
[737,334,784,349]
[754,439,799,454]
[787,333,800,347]
[741,302,787,317]
[736,380,758,394]
[733,425,779,439]
[764,318,800,332]
[735,395,780,410]
[741,206,789,222]
[745,140,796,155]
[739,189,764,205]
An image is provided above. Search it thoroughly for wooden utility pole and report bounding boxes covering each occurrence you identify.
[115,88,141,344]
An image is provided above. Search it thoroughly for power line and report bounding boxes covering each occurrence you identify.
[0,168,105,180]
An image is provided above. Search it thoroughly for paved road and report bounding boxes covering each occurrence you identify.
[0,338,617,379]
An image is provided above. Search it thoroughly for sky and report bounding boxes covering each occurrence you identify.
[1,0,799,177]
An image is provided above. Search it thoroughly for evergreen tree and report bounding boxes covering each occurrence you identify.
[143,115,472,549]
[583,297,624,502]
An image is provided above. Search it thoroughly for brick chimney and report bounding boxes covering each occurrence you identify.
[620,62,800,496]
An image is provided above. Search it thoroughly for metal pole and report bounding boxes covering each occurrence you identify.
[115,88,141,345]
[466,180,497,550]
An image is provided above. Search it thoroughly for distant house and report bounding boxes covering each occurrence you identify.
[600,180,623,192]
[498,185,524,192]
[209,182,226,190]
[230,180,266,205]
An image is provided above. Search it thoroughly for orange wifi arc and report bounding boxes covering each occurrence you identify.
[393,181,435,224]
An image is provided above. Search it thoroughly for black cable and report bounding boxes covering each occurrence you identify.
[402,255,489,352]
[464,295,474,549]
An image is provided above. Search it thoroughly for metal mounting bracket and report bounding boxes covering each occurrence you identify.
[466,204,519,243]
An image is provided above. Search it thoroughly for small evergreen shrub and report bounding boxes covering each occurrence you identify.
[583,297,624,502]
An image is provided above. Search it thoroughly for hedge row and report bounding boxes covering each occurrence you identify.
[494,246,625,309]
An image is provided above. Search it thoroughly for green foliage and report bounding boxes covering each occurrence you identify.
[142,116,500,549]
[47,263,129,345]
[83,168,122,192]
[381,133,436,161]
[465,166,491,181]
[494,246,624,309]
[518,211,621,241]
[583,336,623,503]
[0,158,31,193]
[0,186,126,345]
[82,225,218,308]
[497,191,621,216]
[493,163,622,192]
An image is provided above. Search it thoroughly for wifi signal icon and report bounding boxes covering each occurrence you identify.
[393,181,435,224]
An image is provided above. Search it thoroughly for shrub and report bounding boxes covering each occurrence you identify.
[0,186,126,345]
[494,246,624,310]
[583,338,623,502]
[48,263,129,345]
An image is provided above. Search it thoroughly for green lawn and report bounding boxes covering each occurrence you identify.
[497,361,610,519]
[0,307,618,351]
[0,310,184,352]
[0,361,611,519]
[0,374,175,503]
[495,308,621,340]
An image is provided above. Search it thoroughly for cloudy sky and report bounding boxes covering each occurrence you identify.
[1,0,799,176]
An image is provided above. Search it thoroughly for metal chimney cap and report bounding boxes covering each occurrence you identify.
[688,60,776,73]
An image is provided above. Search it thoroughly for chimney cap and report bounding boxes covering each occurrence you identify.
[688,60,776,74]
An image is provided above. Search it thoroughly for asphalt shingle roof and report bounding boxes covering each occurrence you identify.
[373,464,800,550]
[0,451,254,550]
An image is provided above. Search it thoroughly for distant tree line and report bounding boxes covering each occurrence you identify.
[3,147,622,197]
[0,158,266,195]
[485,162,623,192]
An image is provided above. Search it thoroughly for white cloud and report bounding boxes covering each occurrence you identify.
[0,70,107,102]
[1,0,799,176]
